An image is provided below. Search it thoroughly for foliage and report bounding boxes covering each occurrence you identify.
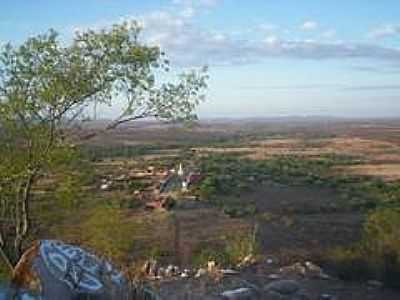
[196,153,400,212]
[197,177,219,199]
[193,229,259,267]
[80,144,165,161]
[54,173,85,210]
[192,245,231,267]
[0,263,10,281]
[364,208,400,255]
[128,180,150,193]
[224,230,259,265]
[196,154,334,198]
[222,203,257,218]
[196,152,400,286]
[327,208,400,288]
[80,206,137,265]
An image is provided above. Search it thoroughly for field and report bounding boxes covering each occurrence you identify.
[16,118,400,299]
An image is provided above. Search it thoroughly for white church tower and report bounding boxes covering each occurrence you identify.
[178,163,184,177]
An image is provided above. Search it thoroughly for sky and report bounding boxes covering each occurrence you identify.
[1,0,400,118]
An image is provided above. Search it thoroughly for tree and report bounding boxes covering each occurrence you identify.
[0,21,208,267]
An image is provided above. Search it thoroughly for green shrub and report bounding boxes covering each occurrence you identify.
[80,206,137,265]
[223,204,257,218]
[197,177,219,199]
[0,263,10,281]
[224,231,259,266]
[128,180,148,192]
[327,208,400,288]
[192,229,260,268]
[192,245,231,267]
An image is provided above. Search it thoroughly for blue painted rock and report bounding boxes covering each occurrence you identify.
[11,240,132,300]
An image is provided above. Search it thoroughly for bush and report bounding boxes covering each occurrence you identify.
[327,208,400,288]
[224,231,259,266]
[223,204,257,218]
[80,206,137,265]
[192,245,231,267]
[192,229,260,268]
[0,263,10,281]
[364,208,400,257]
[197,177,219,199]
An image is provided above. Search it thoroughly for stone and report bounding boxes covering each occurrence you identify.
[367,280,383,288]
[292,293,311,300]
[180,269,191,278]
[165,265,178,277]
[141,259,160,277]
[208,260,217,272]
[319,294,336,300]
[318,273,331,280]
[100,183,111,191]
[221,287,256,300]
[221,269,240,275]
[279,263,306,277]
[305,261,322,272]
[238,254,256,268]
[157,267,165,278]
[0,285,35,300]
[12,241,42,293]
[304,261,329,279]
[12,240,132,300]
[148,260,159,278]
[267,274,281,280]
[264,290,285,300]
[195,268,207,278]
[264,280,300,296]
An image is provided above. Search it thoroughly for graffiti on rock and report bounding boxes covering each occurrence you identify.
[40,240,125,293]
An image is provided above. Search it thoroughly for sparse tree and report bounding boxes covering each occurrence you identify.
[0,21,208,268]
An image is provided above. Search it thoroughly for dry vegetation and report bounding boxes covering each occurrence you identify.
[4,118,400,296]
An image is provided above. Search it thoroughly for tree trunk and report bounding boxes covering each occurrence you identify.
[14,172,35,261]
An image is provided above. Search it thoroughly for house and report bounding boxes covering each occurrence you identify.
[186,173,203,186]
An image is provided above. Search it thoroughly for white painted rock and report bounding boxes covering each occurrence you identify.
[11,240,133,300]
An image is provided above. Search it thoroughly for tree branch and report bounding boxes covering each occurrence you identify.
[105,112,157,130]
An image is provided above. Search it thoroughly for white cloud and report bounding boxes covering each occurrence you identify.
[181,6,195,18]
[136,10,400,67]
[71,6,400,70]
[300,21,319,31]
[258,23,279,32]
[369,24,400,39]
[264,35,279,45]
[321,29,336,39]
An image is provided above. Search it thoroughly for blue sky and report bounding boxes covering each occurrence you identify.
[1,0,400,118]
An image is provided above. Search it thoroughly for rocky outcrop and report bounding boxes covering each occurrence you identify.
[5,243,398,300]
[11,240,133,300]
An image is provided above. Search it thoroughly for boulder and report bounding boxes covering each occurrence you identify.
[264,280,300,295]
[195,268,207,278]
[319,294,337,300]
[221,269,240,276]
[11,240,133,300]
[367,280,383,288]
[221,287,257,300]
